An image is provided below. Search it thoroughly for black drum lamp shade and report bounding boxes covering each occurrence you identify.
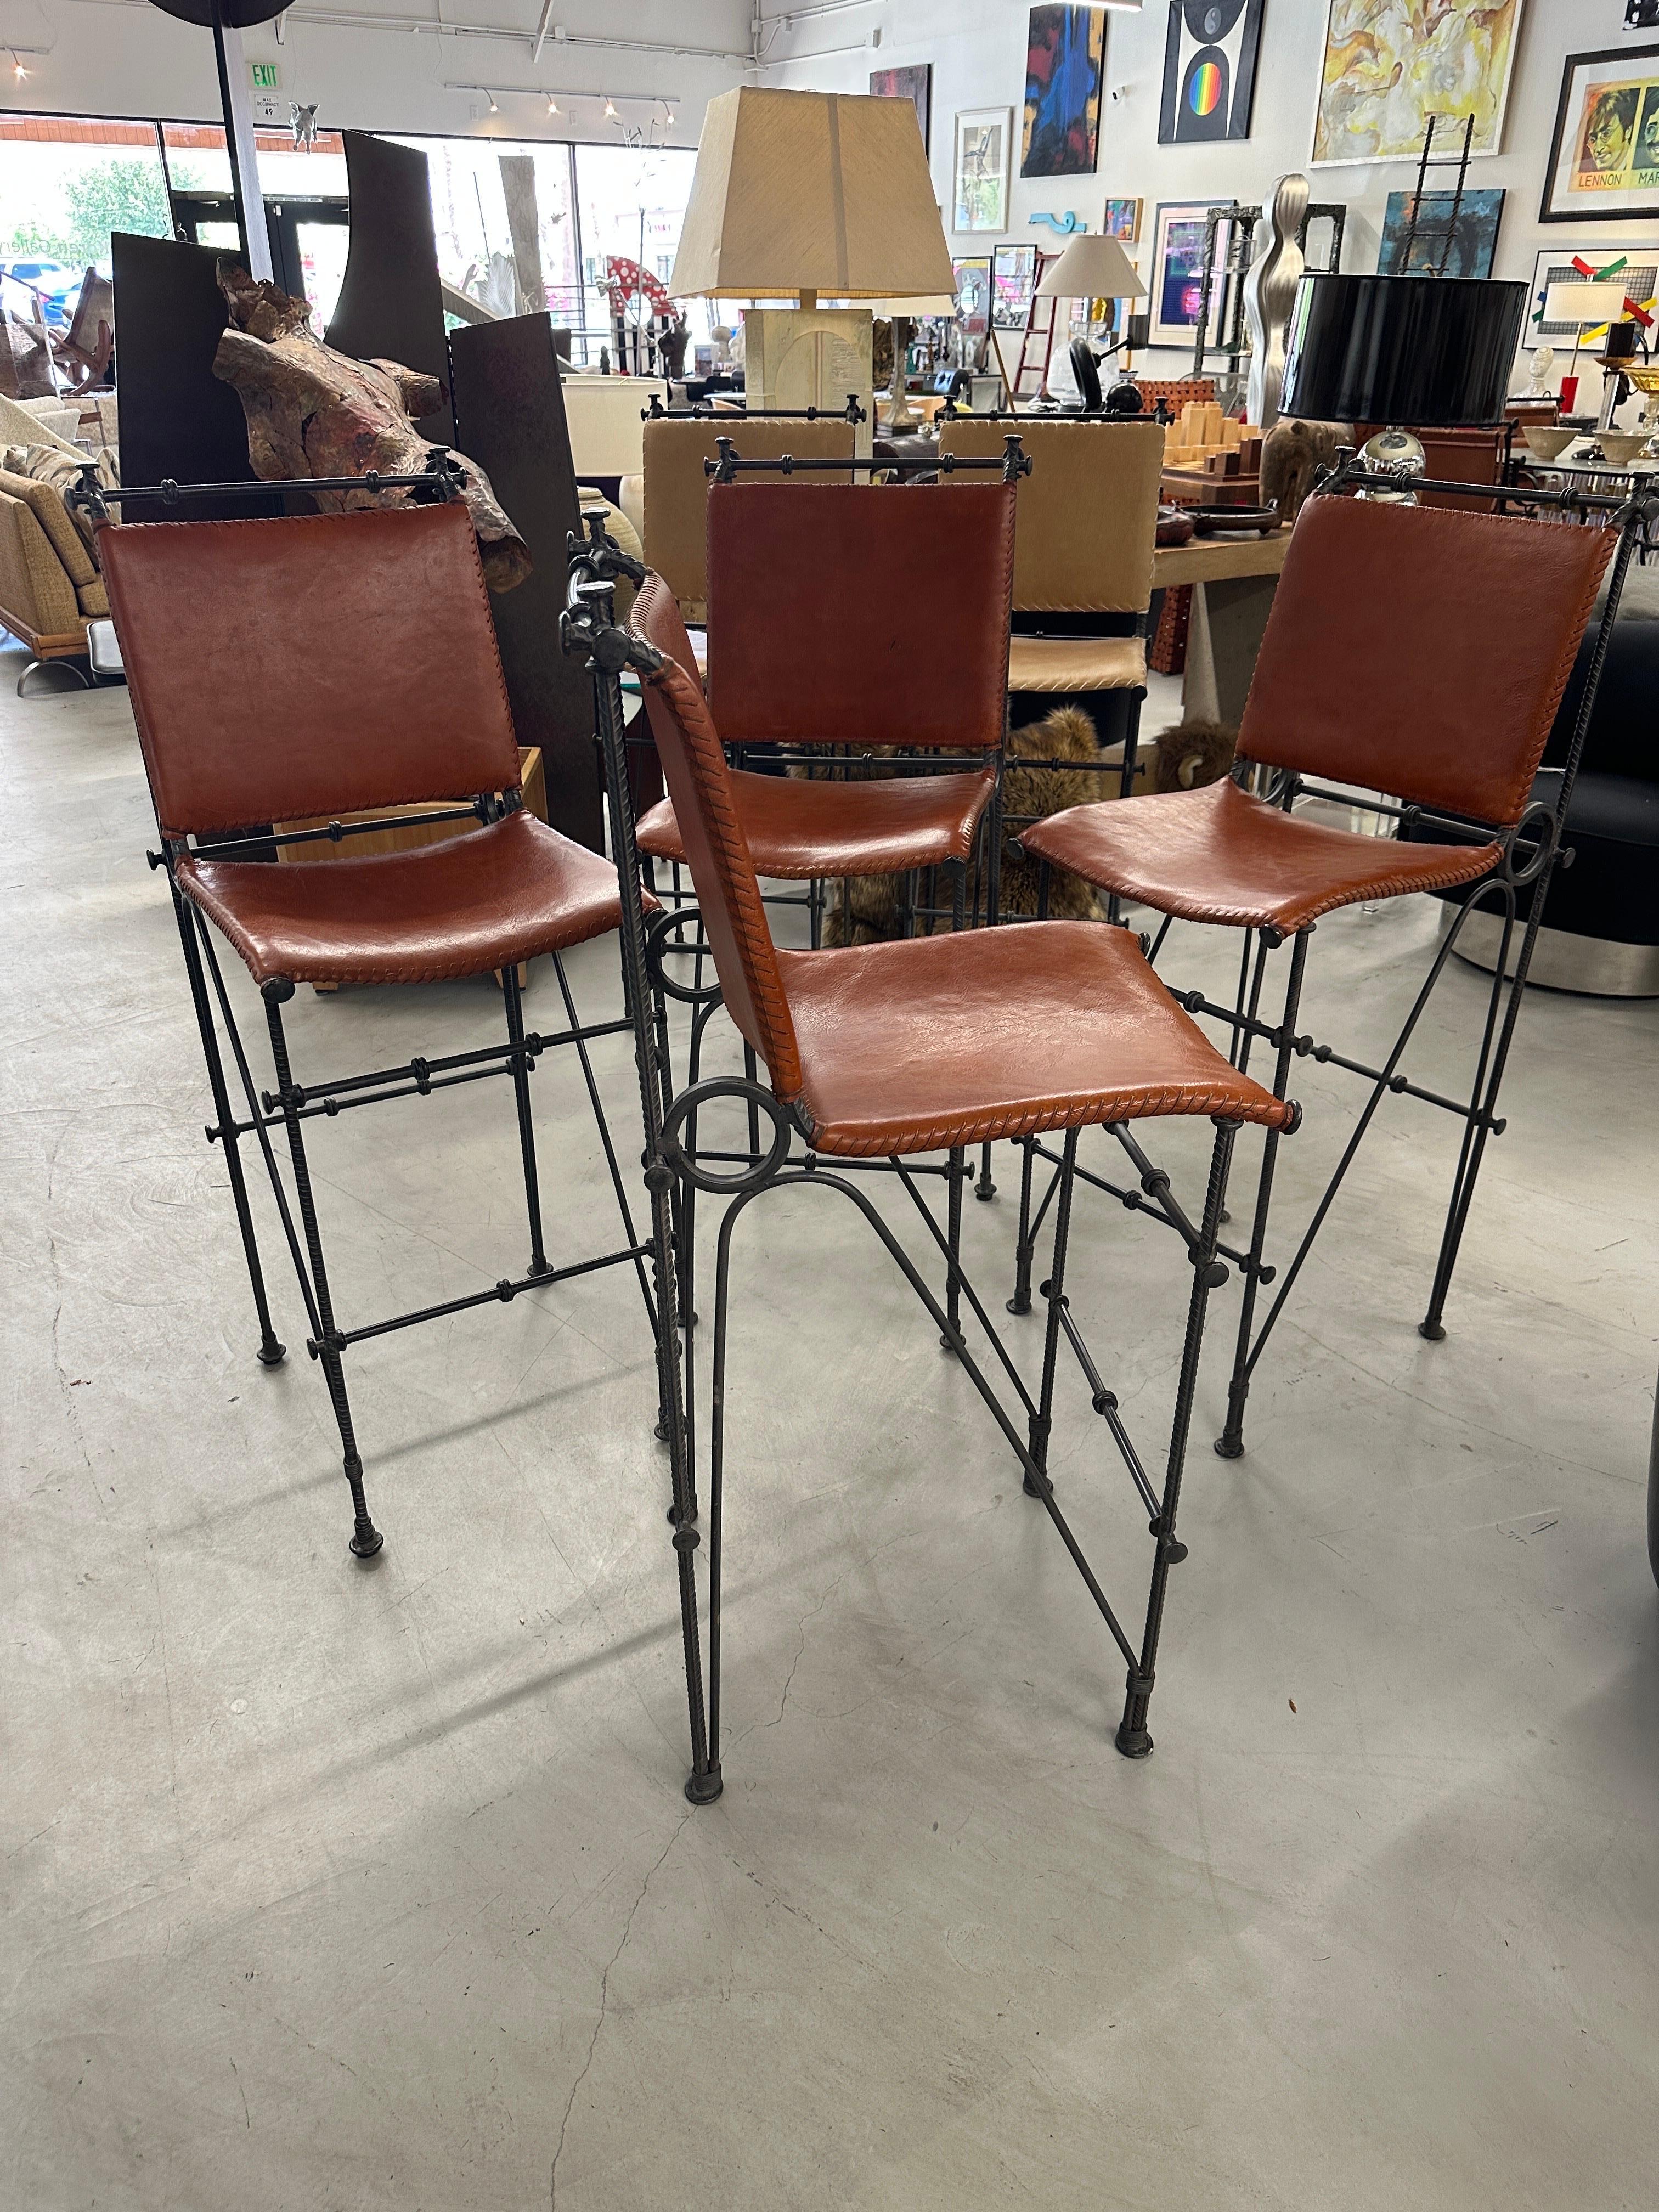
[149,0,286,22]
[1280,272,1528,427]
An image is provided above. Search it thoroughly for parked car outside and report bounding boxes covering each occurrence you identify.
[0,258,82,330]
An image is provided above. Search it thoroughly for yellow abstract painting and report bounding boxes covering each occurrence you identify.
[1312,0,1523,167]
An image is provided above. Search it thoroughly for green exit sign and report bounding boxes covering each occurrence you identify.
[249,60,281,90]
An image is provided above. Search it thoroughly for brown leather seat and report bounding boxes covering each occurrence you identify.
[1023,777,1503,933]
[630,573,1291,1153]
[177,808,645,989]
[636,763,995,879]
[776,918,1290,1157]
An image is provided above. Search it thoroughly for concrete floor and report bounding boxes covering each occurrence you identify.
[4,642,1658,2211]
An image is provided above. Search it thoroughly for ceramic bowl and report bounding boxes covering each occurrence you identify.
[1521,424,1577,462]
[1595,430,1651,464]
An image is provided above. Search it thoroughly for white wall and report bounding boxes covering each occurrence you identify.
[0,0,751,144]
[760,0,1641,398]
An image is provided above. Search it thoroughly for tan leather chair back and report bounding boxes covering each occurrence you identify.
[642,416,856,618]
[938,415,1165,615]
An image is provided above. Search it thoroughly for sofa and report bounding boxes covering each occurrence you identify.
[0,390,115,693]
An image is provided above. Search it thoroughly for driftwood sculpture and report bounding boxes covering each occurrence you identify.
[211,264,530,590]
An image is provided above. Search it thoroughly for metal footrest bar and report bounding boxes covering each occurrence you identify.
[255,1018,634,1113]
[1043,1290,1163,1523]
[1025,1137,1262,1278]
[329,1243,653,1350]
[1170,991,1507,1132]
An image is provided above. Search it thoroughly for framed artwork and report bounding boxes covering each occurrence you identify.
[1020,5,1107,180]
[952,256,992,338]
[1527,246,1658,344]
[1378,188,1505,278]
[1542,47,1659,223]
[1159,0,1264,144]
[1102,195,1143,241]
[991,243,1039,329]
[869,64,932,155]
[1312,0,1523,166]
[1148,198,1234,349]
[953,108,1013,232]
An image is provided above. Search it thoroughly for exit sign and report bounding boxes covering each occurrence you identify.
[249,60,281,90]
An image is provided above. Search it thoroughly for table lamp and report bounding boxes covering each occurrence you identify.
[1279,270,1528,498]
[669,86,956,439]
[1036,234,1147,404]
[1543,280,1630,422]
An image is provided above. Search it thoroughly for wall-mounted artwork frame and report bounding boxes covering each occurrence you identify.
[868,64,932,156]
[1102,196,1143,242]
[1020,5,1107,180]
[991,242,1039,329]
[1159,0,1264,144]
[1378,188,1505,278]
[953,108,1013,232]
[1541,46,1659,223]
[1527,244,1659,344]
[953,255,992,337]
[1147,198,1235,349]
[1312,0,1523,167]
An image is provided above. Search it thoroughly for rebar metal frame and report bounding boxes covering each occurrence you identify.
[155,793,659,1556]
[1006,461,1654,1458]
[563,521,1284,1801]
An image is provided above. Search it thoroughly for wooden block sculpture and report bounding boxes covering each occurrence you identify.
[211,264,531,591]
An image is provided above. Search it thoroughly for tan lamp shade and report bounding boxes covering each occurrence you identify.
[669,86,956,302]
[1035,233,1147,302]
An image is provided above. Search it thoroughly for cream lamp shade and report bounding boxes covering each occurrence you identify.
[1544,281,1629,330]
[865,295,958,318]
[1036,233,1147,302]
[669,86,956,306]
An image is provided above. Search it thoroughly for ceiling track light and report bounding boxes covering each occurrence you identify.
[10,49,29,80]
[547,94,558,114]
[603,95,617,119]
[486,88,499,112]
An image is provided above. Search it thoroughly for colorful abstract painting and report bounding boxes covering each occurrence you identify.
[1020,5,1107,180]
[1312,0,1523,166]
[868,64,932,155]
[1102,196,1142,241]
[1159,0,1263,144]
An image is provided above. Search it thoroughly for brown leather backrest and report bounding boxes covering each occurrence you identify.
[938,416,1165,613]
[1239,496,1617,827]
[632,572,803,1095]
[641,416,856,617]
[707,479,1014,747]
[102,503,520,839]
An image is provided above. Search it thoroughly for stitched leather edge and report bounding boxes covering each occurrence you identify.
[794,1079,1295,1156]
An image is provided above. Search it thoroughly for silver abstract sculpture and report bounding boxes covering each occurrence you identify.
[1244,172,1308,430]
[290,103,319,148]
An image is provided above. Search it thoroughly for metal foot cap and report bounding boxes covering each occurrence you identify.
[1214,1432,1244,1459]
[1115,1723,1154,1759]
[1418,1319,1446,1341]
[257,1340,287,1367]
[349,1525,385,1560]
[685,1764,724,1805]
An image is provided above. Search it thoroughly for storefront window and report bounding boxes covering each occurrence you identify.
[0,116,170,320]
[573,143,705,362]
[390,136,582,337]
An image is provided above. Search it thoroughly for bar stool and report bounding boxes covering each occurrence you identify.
[103,501,662,1556]
[1017,484,1627,1457]
[613,568,1297,1801]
